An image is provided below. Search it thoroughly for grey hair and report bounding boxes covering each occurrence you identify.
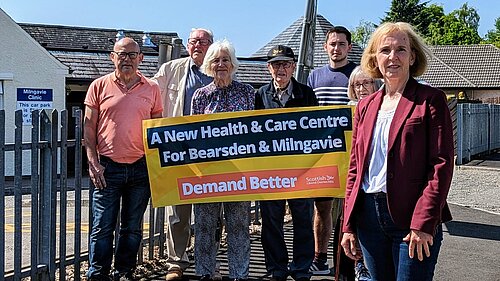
[201,39,239,77]
[347,66,383,101]
[190,28,214,42]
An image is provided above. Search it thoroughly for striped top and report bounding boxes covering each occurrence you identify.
[307,62,357,106]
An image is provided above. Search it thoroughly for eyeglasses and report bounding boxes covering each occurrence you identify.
[352,80,374,89]
[188,38,212,46]
[112,51,140,59]
[270,61,293,69]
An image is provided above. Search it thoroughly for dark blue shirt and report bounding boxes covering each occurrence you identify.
[183,60,213,115]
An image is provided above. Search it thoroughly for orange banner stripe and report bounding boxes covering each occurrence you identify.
[177,166,340,200]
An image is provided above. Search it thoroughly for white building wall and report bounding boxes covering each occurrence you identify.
[0,9,68,175]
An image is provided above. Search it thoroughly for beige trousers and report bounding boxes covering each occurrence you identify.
[166,204,192,270]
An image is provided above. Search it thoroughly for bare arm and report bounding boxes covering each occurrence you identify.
[83,106,106,189]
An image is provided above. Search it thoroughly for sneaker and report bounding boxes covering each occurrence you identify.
[354,261,371,281]
[165,268,183,281]
[309,260,330,275]
[200,275,212,281]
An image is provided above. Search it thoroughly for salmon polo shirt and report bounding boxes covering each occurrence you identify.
[85,71,163,164]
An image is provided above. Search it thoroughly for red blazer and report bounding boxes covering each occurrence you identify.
[343,77,454,236]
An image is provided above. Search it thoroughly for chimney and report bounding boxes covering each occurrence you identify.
[116,30,125,41]
[142,32,156,47]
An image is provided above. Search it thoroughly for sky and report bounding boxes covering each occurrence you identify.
[1,0,498,57]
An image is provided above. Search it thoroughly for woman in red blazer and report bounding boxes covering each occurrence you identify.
[341,22,454,281]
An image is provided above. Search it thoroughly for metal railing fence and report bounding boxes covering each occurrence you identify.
[457,103,500,164]
[0,109,85,280]
[0,108,176,281]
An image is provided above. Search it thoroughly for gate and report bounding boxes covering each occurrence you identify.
[0,109,170,280]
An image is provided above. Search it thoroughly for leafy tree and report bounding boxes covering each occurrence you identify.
[382,0,427,24]
[352,20,376,48]
[381,0,431,35]
[381,0,482,45]
[453,3,480,30]
[426,4,482,45]
[418,4,446,37]
[484,17,500,48]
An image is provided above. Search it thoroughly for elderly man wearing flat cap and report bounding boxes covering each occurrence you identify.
[255,45,318,281]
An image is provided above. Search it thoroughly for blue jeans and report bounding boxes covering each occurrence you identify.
[87,156,151,279]
[356,192,442,281]
[260,198,314,280]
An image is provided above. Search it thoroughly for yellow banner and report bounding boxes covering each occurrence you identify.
[143,106,354,207]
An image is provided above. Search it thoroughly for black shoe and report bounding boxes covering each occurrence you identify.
[295,278,310,281]
[200,275,212,281]
[270,277,287,281]
[88,274,112,281]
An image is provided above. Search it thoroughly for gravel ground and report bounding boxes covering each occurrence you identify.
[447,166,500,214]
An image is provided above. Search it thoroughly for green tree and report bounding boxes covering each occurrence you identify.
[419,4,446,37]
[352,20,376,48]
[427,4,482,45]
[381,0,483,45]
[453,3,480,30]
[381,0,431,35]
[484,17,500,48]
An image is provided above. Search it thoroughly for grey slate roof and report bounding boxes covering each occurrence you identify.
[19,23,187,55]
[19,23,188,80]
[236,61,271,88]
[251,14,363,68]
[421,45,500,88]
[51,51,160,80]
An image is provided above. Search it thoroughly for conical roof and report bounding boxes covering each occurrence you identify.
[251,14,363,68]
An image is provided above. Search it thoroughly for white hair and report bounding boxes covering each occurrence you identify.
[201,39,239,77]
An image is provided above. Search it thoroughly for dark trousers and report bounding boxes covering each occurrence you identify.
[260,198,314,280]
[87,156,151,279]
